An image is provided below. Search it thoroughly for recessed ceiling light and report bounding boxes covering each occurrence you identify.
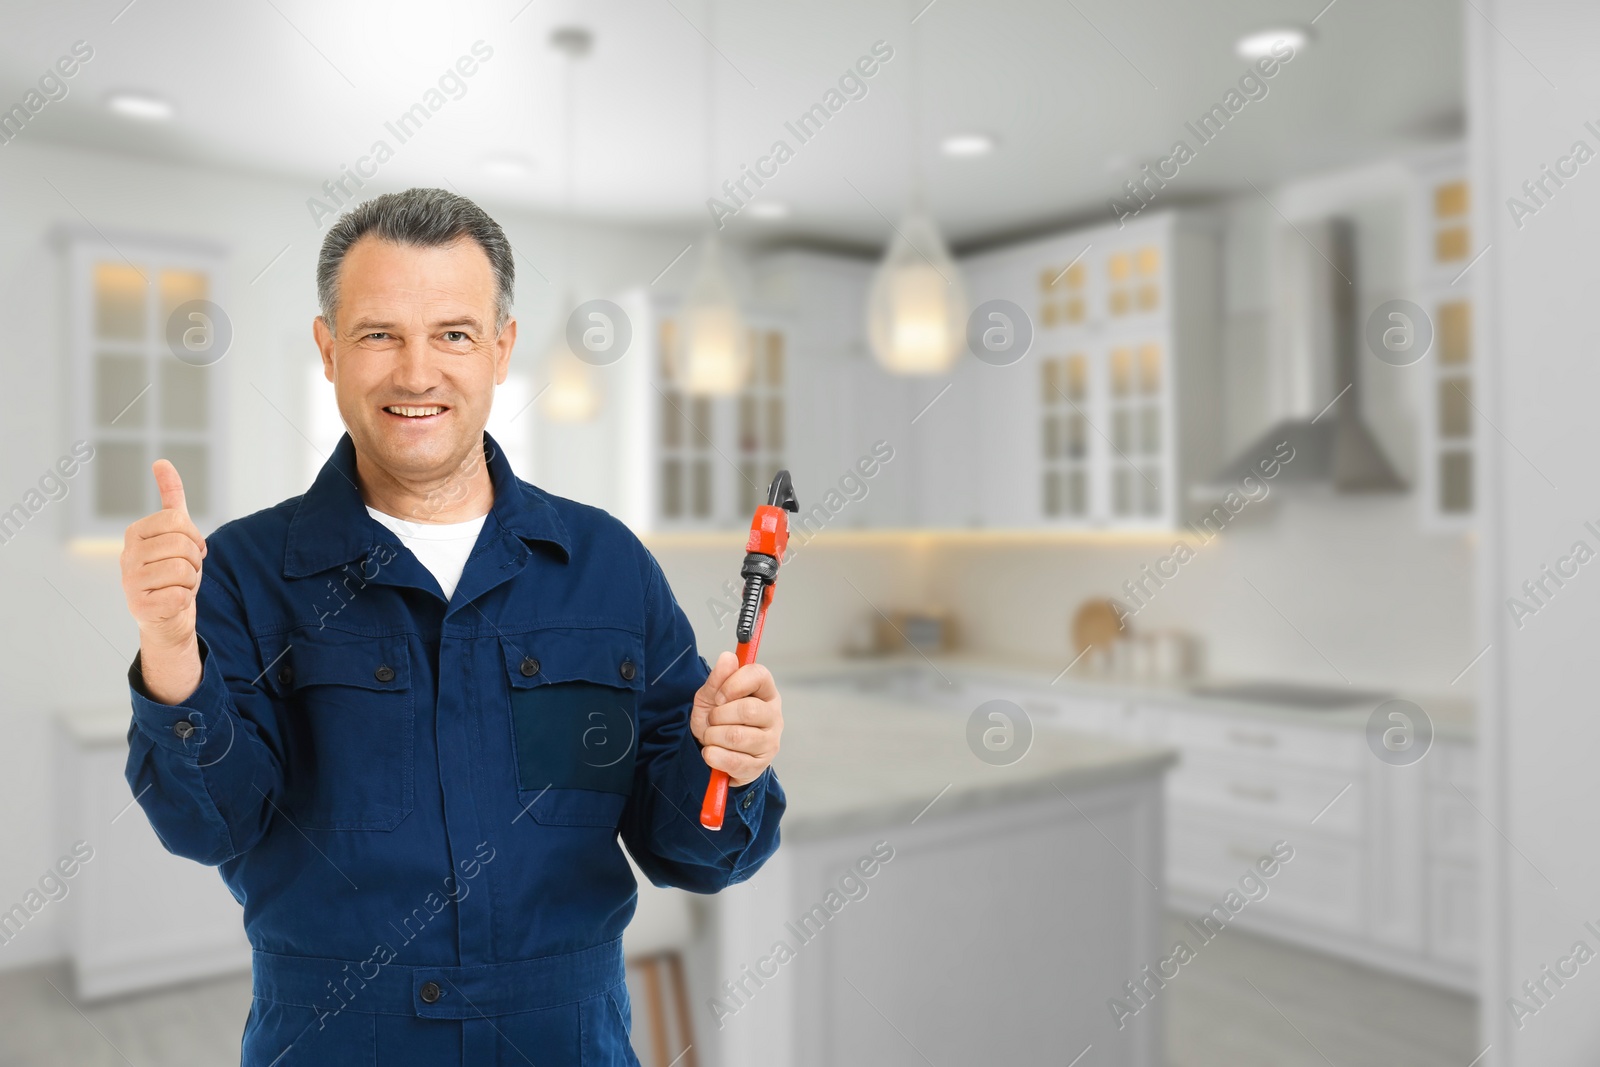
[746,201,790,220]
[106,92,174,121]
[483,156,533,178]
[1235,27,1312,60]
[941,133,996,158]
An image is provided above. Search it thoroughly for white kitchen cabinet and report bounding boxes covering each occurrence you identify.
[1411,146,1476,529]
[1168,812,1365,936]
[1169,750,1365,837]
[1161,699,1472,988]
[1162,706,1366,771]
[1425,739,1478,968]
[958,211,1224,532]
[796,663,1477,991]
[751,252,919,532]
[708,771,1169,1067]
[907,359,983,528]
[628,291,794,532]
[1365,761,1428,955]
[734,211,1220,533]
[966,249,1042,529]
[55,709,251,999]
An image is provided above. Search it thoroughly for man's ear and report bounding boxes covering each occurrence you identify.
[313,316,336,382]
[494,316,516,386]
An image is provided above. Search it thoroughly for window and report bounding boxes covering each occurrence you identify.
[66,234,228,540]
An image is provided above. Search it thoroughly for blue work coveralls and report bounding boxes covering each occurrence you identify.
[124,431,785,1065]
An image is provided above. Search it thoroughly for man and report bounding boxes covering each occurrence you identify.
[119,187,785,1065]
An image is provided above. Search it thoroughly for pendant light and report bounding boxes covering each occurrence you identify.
[538,26,601,422]
[666,0,750,396]
[865,5,967,375]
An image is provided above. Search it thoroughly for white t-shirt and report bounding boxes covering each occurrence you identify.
[365,505,488,602]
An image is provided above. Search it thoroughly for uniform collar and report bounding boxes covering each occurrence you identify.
[283,430,570,579]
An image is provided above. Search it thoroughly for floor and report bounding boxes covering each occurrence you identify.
[1163,915,1479,1067]
[0,918,1476,1066]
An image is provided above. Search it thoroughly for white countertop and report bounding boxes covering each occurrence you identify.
[56,705,131,745]
[770,688,1177,842]
[768,651,1478,742]
[56,691,1178,845]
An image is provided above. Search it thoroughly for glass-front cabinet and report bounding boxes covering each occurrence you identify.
[647,299,791,532]
[970,210,1221,531]
[1413,149,1476,529]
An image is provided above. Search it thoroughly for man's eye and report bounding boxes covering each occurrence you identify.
[444,331,469,343]
[363,332,390,341]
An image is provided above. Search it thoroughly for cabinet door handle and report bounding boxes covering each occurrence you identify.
[1227,730,1279,748]
[1228,784,1279,803]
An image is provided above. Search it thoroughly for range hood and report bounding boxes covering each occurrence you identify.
[1205,216,1406,493]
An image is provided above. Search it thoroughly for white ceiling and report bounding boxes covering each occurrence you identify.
[0,0,1463,248]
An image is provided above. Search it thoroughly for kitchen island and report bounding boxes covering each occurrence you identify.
[698,685,1177,1067]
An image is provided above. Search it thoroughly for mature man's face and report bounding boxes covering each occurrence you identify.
[314,235,515,485]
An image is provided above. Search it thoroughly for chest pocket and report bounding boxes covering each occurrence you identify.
[259,630,415,832]
[502,628,643,828]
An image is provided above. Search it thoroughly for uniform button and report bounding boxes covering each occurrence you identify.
[173,720,195,740]
[619,659,637,681]
[419,980,441,1004]
[277,664,293,687]
[519,656,540,677]
[741,791,754,811]
[374,664,395,683]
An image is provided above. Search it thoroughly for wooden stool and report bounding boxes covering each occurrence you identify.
[624,952,699,1067]
[622,852,698,1067]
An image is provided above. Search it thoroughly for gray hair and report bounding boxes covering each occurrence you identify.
[316,187,515,334]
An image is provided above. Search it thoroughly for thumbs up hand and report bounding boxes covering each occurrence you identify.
[120,460,208,702]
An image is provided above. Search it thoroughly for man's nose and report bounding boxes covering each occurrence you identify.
[392,338,442,394]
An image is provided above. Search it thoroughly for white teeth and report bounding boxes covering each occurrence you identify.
[386,406,445,417]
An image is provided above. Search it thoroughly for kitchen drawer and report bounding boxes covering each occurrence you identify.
[1426,739,1477,789]
[1168,753,1363,838]
[1427,785,1478,863]
[1022,694,1120,737]
[1165,709,1364,771]
[1169,814,1363,934]
[1110,701,1170,742]
[846,667,923,700]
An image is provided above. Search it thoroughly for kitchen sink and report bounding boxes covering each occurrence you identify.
[1186,680,1390,710]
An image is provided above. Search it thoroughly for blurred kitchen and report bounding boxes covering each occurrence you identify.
[4,0,1597,1064]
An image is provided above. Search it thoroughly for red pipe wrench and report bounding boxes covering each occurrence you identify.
[700,470,798,830]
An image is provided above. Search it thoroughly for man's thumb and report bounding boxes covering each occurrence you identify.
[701,650,738,700]
[153,459,188,516]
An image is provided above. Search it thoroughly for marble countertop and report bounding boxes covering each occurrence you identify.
[769,689,1177,843]
[768,652,1478,742]
[57,690,1178,844]
[56,705,131,745]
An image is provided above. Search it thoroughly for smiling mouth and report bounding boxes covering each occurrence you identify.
[383,405,448,419]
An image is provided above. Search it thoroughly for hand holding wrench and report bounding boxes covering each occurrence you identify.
[699,470,798,830]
